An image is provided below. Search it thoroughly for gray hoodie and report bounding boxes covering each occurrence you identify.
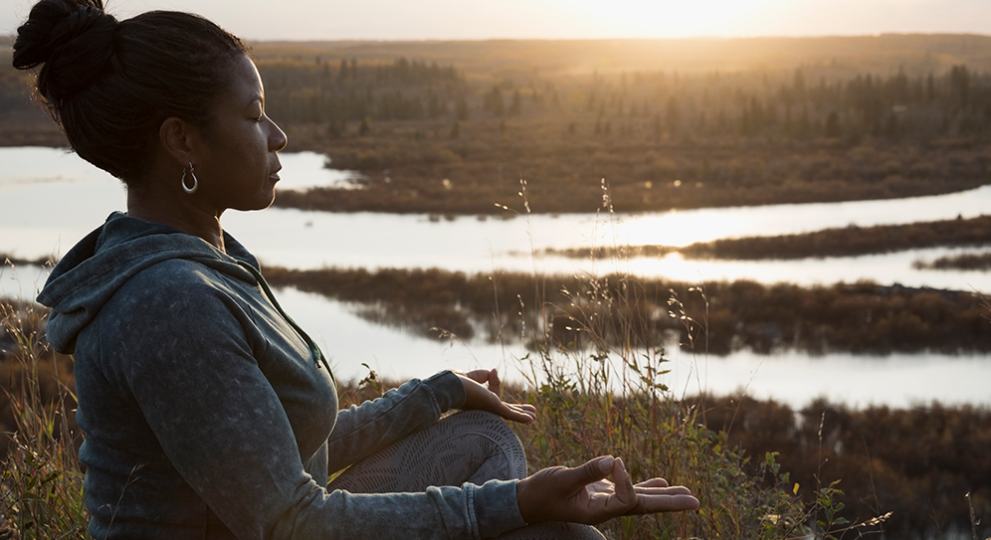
[37,212,525,540]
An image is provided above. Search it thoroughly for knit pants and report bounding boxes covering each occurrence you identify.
[328,410,607,540]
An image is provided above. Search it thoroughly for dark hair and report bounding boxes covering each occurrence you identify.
[12,0,248,184]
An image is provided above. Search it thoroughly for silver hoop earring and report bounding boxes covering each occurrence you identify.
[181,162,198,195]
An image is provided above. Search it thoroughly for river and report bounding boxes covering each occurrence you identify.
[2,146,990,408]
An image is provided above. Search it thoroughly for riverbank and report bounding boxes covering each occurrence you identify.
[276,122,991,215]
[542,214,991,260]
[262,266,990,355]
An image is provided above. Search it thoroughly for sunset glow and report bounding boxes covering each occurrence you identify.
[5,0,991,40]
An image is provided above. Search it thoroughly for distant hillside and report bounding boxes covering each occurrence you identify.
[250,34,991,77]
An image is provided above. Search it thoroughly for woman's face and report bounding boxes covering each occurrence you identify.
[189,54,288,214]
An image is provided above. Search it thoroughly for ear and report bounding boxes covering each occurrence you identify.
[158,117,195,168]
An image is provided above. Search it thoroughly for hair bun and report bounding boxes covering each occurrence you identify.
[13,0,118,103]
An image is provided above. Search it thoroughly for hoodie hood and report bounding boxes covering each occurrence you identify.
[37,212,260,354]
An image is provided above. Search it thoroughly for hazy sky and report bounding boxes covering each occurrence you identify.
[5,0,991,40]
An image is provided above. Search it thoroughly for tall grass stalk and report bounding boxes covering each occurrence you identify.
[1,298,86,540]
[494,179,858,539]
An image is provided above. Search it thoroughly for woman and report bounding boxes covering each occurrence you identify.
[16,1,700,538]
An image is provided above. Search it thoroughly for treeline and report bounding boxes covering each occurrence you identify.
[262,267,991,355]
[6,48,991,144]
[697,395,991,539]
[256,57,464,125]
[262,60,991,142]
[546,214,991,260]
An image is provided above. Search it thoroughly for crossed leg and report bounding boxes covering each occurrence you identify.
[328,410,606,540]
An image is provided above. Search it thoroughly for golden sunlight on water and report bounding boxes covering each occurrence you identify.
[617,210,758,247]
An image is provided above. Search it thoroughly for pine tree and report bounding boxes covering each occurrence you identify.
[508,90,522,116]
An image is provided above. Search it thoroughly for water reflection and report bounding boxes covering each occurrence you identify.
[5,264,989,409]
[4,146,991,408]
[4,146,991,294]
[182,285,991,410]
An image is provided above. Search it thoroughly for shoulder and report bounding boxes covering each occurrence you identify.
[104,258,258,334]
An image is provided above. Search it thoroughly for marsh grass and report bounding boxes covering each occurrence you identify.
[0,288,906,540]
[501,280,816,539]
[474,182,844,539]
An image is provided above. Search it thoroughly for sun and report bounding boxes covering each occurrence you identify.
[560,0,786,38]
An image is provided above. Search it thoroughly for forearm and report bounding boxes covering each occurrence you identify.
[327,371,466,473]
[285,479,525,540]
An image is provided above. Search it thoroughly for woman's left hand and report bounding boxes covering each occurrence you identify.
[454,368,537,424]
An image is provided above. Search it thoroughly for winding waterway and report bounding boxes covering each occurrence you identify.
[2,146,990,408]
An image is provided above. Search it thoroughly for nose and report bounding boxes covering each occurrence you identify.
[268,116,288,152]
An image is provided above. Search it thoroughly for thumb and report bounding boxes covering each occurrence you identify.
[488,368,501,395]
[568,456,614,489]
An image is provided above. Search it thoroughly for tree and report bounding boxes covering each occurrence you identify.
[950,65,970,108]
[483,86,504,117]
[427,92,445,119]
[327,119,344,139]
[508,90,522,116]
[825,111,841,138]
[666,97,680,134]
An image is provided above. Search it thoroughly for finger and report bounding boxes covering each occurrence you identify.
[500,403,536,424]
[463,369,490,384]
[488,368,501,395]
[612,458,638,508]
[636,493,701,513]
[510,404,538,422]
[634,478,669,488]
[633,486,695,496]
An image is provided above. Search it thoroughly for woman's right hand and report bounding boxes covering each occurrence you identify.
[454,368,537,425]
[515,456,700,525]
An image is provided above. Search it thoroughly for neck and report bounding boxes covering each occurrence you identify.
[126,188,226,252]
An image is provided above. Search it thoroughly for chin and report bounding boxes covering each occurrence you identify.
[234,193,277,212]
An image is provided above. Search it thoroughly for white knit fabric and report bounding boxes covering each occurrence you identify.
[328,411,606,540]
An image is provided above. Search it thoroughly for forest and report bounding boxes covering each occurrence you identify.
[4,36,991,213]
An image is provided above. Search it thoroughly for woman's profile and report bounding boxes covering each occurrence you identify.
[14,1,700,538]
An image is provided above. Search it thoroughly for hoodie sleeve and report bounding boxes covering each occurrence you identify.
[92,262,524,540]
[327,371,466,472]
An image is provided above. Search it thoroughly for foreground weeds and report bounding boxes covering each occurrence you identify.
[488,270,859,540]
[0,299,85,539]
[4,276,984,538]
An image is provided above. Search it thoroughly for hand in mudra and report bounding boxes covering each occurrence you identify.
[454,368,537,425]
[516,456,700,525]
